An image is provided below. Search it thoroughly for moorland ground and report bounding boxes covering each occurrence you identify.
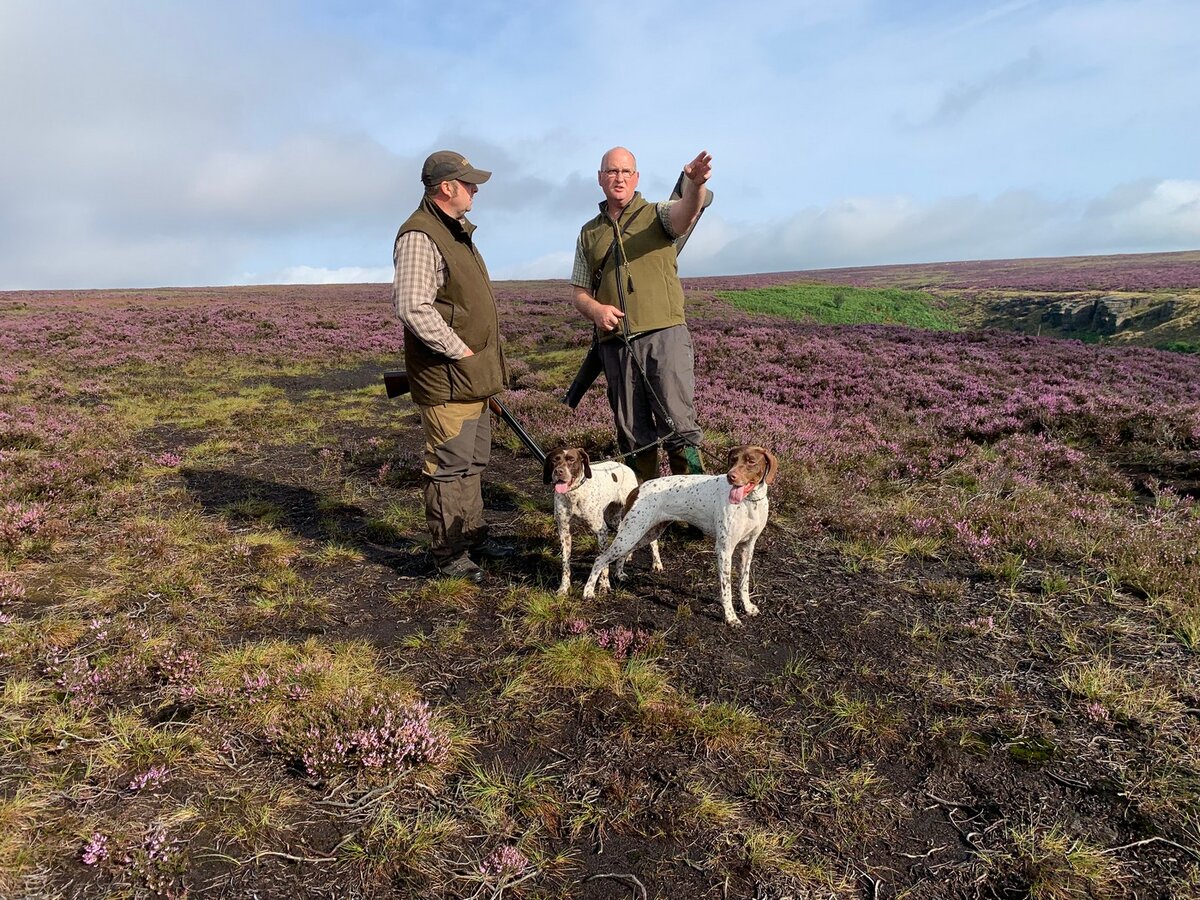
[1,253,1199,899]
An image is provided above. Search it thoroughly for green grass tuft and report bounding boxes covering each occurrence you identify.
[716,282,958,329]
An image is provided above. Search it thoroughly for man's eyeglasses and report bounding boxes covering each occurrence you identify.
[601,168,636,179]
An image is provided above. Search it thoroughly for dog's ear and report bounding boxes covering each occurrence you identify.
[580,448,592,480]
[760,448,779,485]
[542,452,555,485]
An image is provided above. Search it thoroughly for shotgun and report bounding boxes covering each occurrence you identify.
[383,370,546,466]
[561,169,713,409]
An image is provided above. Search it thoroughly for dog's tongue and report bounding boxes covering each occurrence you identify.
[729,482,753,504]
[554,482,571,494]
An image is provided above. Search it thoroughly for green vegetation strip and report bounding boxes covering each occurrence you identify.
[716,282,957,330]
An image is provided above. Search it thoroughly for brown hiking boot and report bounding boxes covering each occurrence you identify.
[437,555,484,584]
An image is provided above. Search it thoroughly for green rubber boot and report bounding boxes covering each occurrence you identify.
[668,445,705,476]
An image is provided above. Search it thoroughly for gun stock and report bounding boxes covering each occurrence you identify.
[383,370,410,399]
[561,341,603,409]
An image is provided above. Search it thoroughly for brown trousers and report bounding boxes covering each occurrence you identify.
[419,400,491,563]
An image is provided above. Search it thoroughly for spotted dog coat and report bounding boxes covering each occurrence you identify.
[543,447,663,596]
[582,445,778,626]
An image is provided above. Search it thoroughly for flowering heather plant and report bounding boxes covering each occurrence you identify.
[127,765,170,793]
[42,616,155,707]
[0,501,49,548]
[963,616,995,634]
[0,404,82,451]
[0,572,25,602]
[49,650,150,708]
[152,451,183,468]
[267,688,450,780]
[594,625,653,660]
[154,647,201,683]
[153,647,201,701]
[123,824,184,898]
[241,669,277,704]
[0,286,405,368]
[80,832,108,866]
[479,843,530,879]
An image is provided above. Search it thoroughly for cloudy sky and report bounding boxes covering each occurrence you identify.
[2,0,1197,289]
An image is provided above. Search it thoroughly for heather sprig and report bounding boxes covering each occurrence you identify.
[479,843,530,879]
[0,501,50,548]
[127,764,170,793]
[267,687,450,780]
[594,625,653,660]
[0,571,25,602]
[80,832,108,866]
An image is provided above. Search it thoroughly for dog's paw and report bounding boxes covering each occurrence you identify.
[651,559,664,573]
[724,614,743,627]
[743,601,760,617]
[556,584,570,597]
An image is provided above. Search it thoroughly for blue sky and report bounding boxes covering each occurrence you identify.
[1,0,1197,289]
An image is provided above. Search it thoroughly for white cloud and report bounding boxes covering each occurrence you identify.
[689,180,1200,275]
[1079,179,1200,249]
[254,265,393,285]
[493,251,576,281]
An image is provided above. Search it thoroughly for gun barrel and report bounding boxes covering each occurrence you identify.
[489,397,547,465]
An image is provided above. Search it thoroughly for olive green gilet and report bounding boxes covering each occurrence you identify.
[396,197,507,405]
[580,192,686,341]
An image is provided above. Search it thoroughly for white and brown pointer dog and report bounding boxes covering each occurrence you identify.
[582,445,778,626]
[544,447,663,596]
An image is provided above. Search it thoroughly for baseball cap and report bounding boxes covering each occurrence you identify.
[421,150,492,187]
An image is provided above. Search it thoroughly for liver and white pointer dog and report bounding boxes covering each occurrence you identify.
[582,445,778,626]
[544,447,662,595]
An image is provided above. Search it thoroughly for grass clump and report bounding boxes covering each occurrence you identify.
[984,821,1127,898]
[459,762,564,834]
[1059,659,1183,728]
[716,282,957,329]
[533,637,624,693]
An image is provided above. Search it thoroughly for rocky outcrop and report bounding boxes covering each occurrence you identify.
[986,293,1188,340]
[1037,295,1178,335]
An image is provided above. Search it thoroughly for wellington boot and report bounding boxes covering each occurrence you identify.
[627,448,660,483]
[668,445,705,476]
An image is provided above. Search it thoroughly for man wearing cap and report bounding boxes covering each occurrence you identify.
[392,150,514,583]
[570,147,713,483]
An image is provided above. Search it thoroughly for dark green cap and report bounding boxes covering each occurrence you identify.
[421,150,491,187]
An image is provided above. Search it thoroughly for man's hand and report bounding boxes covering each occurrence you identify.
[593,305,626,332]
[683,150,712,185]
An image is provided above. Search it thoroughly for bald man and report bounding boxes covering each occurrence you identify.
[571,147,712,481]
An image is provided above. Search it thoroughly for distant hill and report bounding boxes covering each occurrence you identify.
[689,249,1200,352]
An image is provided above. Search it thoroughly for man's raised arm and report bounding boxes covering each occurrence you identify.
[667,150,712,238]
